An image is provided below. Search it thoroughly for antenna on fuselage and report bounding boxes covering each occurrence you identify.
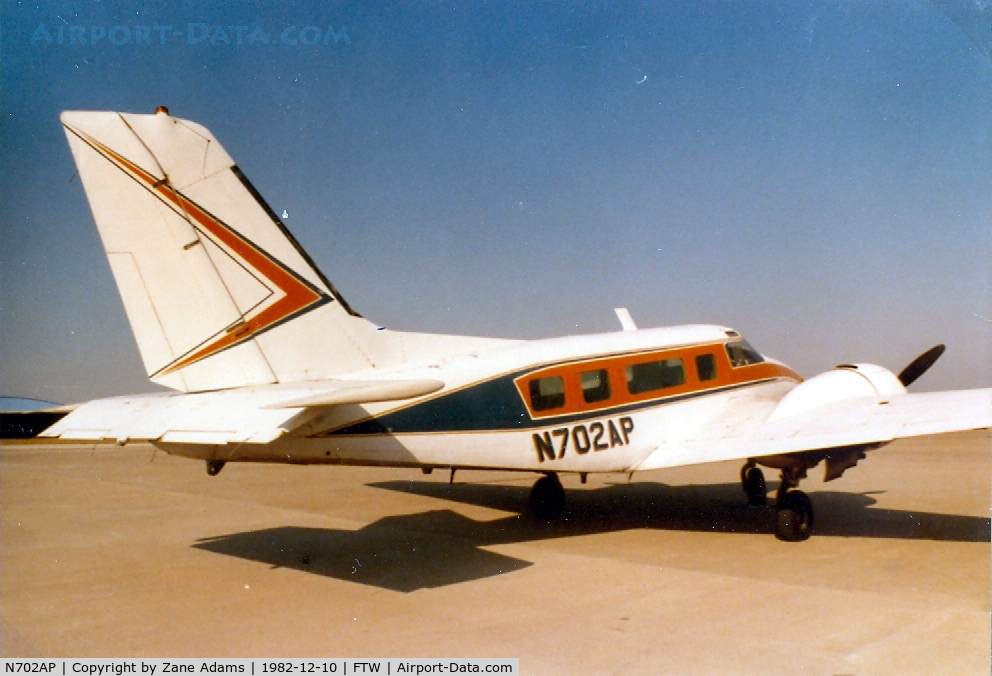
[614,308,637,332]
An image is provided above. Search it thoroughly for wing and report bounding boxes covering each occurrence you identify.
[39,378,444,445]
[633,387,991,472]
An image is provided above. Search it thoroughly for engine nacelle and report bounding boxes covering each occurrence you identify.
[768,363,906,422]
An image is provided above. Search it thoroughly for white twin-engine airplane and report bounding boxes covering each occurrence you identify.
[45,108,991,541]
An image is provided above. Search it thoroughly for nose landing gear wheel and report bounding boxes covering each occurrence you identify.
[740,462,767,506]
[529,473,566,520]
[206,460,225,476]
[776,490,813,541]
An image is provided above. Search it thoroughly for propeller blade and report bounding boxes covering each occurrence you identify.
[898,344,945,387]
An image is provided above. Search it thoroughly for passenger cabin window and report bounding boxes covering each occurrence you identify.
[696,353,717,381]
[626,358,685,394]
[581,369,611,403]
[529,375,565,411]
[725,339,764,367]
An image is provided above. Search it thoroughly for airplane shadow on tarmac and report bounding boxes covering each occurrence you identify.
[192,480,990,592]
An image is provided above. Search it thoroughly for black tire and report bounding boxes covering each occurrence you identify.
[529,475,566,520]
[206,460,225,476]
[739,462,751,485]
[776,490,813,541]
[741,466,767,506]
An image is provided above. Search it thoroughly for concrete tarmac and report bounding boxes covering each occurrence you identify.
[2,431,989,673]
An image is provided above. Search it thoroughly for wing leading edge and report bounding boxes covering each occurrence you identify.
[633,387,991,472]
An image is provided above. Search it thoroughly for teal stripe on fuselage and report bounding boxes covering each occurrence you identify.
[323,371,775,436]
[326,373,531,435]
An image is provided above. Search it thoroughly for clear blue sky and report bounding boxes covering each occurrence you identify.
[2,1,989,403]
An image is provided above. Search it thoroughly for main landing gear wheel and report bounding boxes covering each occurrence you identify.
[529,473,566,520]
[776,490,814,542]
[205,460,226,476]
[740,462,766,506]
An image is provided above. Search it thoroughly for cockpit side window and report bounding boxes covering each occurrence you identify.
[529,375,565,411]
[580,369,611,403]
[695,353,717,381]
[725,339,764,367]
[626,358,685,394]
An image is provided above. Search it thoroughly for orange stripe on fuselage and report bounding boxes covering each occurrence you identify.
[69,126,326,375]
[515,342,802,420]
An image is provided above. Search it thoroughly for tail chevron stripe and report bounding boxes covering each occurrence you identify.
[230,166,362,318]
[65,123,333,376]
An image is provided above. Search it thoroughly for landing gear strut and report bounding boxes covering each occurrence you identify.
[774,467,813,541]
[740,460,766,506]
[529,473,565,520]
[206,460,225,476]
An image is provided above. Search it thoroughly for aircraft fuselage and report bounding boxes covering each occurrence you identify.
[159,324,801,475]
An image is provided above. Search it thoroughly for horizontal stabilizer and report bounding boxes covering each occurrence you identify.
[39,378,446,445]
[262,379,444,408]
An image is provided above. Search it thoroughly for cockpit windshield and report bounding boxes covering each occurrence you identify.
[725,339,764,367]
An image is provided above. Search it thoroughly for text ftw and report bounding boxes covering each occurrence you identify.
[532,416,634,462]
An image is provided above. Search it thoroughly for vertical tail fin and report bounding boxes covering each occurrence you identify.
[62,108,381,392]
